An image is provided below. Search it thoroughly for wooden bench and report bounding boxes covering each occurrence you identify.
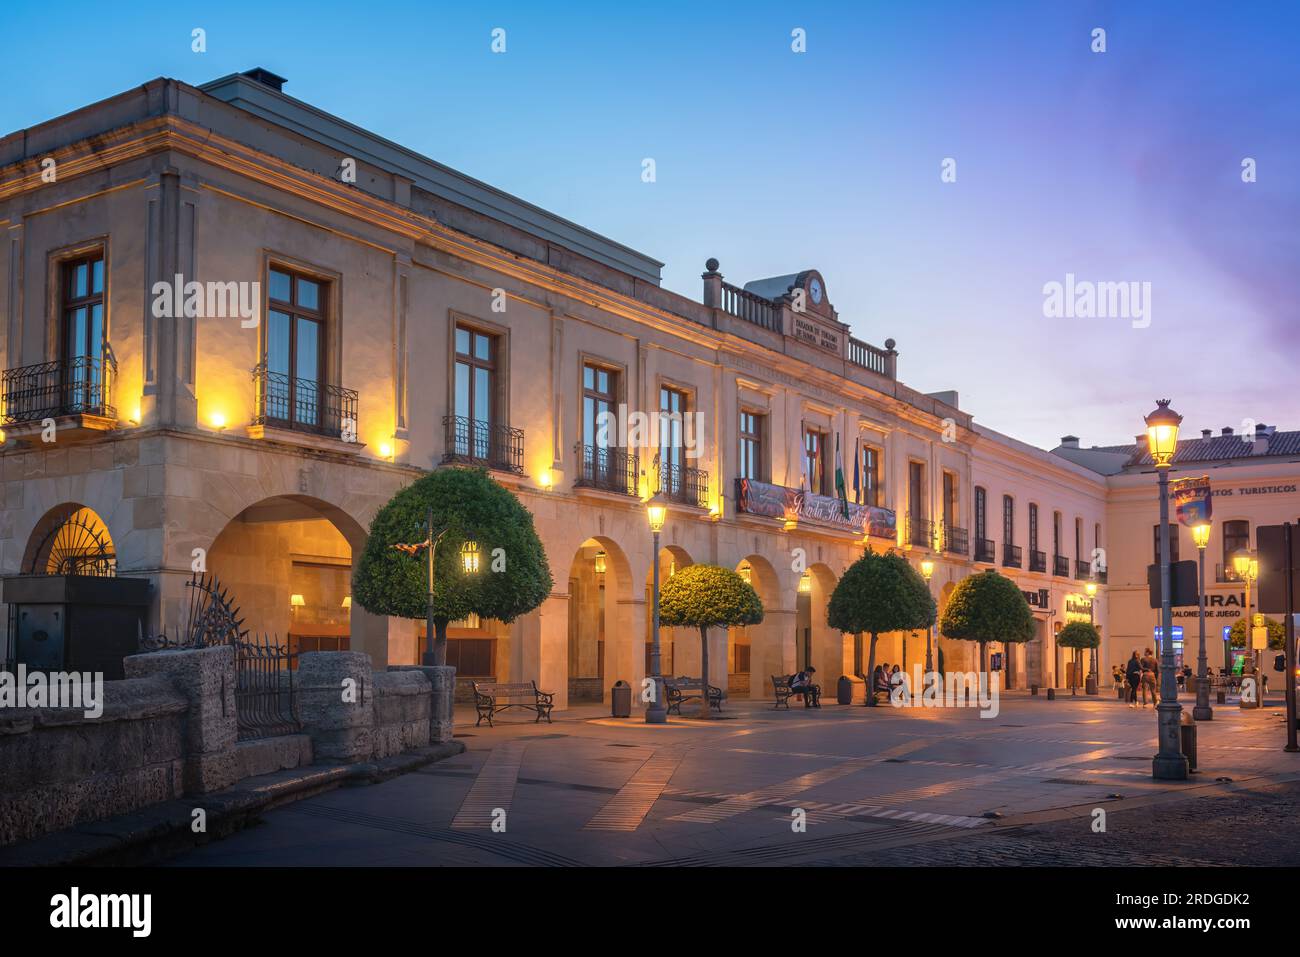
[664,676,723,716]
[471,680,555,727]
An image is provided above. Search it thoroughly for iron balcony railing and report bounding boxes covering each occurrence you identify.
[253,364,358,440]
[1002,543,1022,569]
[974,538,996,563]
[942,522,969,556]
[574,444,639,497]
[1216,564,1242,583]
[1,355,116,425]
[442,415,524,474]
[1095,569,1108,585]
[1053,555,1070,577]
[1075,559,1093,579]
[1029,550,1047,573]
[907,515,935,549]
[655,454,708,508]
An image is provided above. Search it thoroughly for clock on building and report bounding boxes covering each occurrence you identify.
[809,277,823,305]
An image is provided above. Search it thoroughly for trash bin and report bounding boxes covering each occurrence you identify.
[611,680,631,718]
[1030,684,1039,696]
[837,675,853,705]
[1045,688,1056,700]
[1179,711,1197,771]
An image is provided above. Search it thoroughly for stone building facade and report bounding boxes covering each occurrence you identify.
[2,68,1116,710]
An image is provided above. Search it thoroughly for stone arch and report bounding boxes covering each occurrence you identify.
[798,562,842,681]
[733,554,784,698]
[21,503,117,575]
[646,544,696,680]
[566,534,635,704]
[200,493,378,661]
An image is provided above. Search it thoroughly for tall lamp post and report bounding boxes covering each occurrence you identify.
[1085,581,1099,695]
[1232,550,1260,709]
[393,507,479,667]
[920,559,935,676]
[1145,399,1189,781]
[645,497,668,724]
[1192,522,1213,720]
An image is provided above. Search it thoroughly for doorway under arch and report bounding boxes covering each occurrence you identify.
[566,535,633,703]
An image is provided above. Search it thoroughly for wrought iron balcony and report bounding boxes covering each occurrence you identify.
[974,538,996,563]
[654,454,708,508]
[1002,543,1022,569]
[1053,555,1070,577]
[574,444,639,497]
[1,355,116,424]
[1095,569,1108,585]
[1075,559,1093,579]
[942,522,968,556]
[1216,564,1242,584]
[906,515,935,548]
[1029,550,1047,573]
[253,364,357,440]
[442,415,524,474]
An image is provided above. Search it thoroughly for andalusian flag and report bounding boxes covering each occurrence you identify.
[835,433,849,518]
[852,435,861,504]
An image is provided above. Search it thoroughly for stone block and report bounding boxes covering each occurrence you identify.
[390,664,456,743]
[123,645,237,754]
[297,651,374,763]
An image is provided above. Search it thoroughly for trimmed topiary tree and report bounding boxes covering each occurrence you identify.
[939,569,1036,676]
[827,550,936,706]
[1228,615,1285,650]
[352,467,552,666]
[1057,621,1100,693]
[657,564,763,718]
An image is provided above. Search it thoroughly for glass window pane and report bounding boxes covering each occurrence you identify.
[73,263,87,298]
[88,304,103,357]
[473,367,490,424]
[70,307,87,356]
[598,370,609,393]
[91,259,104,294]
[297,278,319,311]
[583,396,595,447]
[456,327,470,355]
[474,333,490,361]
[455,361,470,421]
[296,317,320,382]
[583,365,593,390]
[267,310,291,374]
[269,270,291,302]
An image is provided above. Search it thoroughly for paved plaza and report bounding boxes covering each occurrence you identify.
[169,690,1300,867]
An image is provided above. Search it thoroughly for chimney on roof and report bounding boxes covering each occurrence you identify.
[1253,422,1270,455]
[1059,435,1080,449]
[1201,429,1212,439]
[241,68,287,92]
[1222,427,1233,436]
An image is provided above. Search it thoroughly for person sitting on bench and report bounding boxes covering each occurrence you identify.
[872,663,893,700]
[790,666,820,708]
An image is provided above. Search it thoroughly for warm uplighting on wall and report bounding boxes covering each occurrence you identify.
[210,412,228,431]
[341,596,352,609]
[0,429,6,445]
[131,406,141,425]
[538,470,553,492]
[378,442,394,460]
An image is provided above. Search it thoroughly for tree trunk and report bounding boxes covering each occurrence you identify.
[866,632,879,706]
[699,625,711,719]
[980,641,988,676]
[430,617,449,667]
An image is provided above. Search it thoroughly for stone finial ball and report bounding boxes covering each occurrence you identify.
[885,338,896,350]
[705,258,719,272]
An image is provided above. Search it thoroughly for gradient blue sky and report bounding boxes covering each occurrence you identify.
[3,0,1296,449]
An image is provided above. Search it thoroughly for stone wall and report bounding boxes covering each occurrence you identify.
[0,674,187,846]
[1,647,455,847]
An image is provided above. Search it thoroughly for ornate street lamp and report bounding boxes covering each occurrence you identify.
[1085,581,1099,695]
[393,510,480,666]
[646,497,669,724]
[1191,522,1213,720]
[920,559,935,675]
[1145,399,1188,780]
[1232,549,1261,709]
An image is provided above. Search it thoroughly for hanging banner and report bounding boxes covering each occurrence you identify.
[737,478,896,538]
[1171,475,1212,527]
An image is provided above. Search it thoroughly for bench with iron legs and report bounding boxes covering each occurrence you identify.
[472,680,555,727]
[663,676,723,716]
[772,674,821,709]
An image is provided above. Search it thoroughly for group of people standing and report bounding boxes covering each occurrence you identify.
[1112,649,1161,707]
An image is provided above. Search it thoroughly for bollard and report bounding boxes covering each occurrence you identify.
[1046,688,1056,700]
[1031,684,1039,696]
[1179,712,1198,771]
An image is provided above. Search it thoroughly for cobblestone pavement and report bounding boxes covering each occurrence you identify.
[170,691,1300,867]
